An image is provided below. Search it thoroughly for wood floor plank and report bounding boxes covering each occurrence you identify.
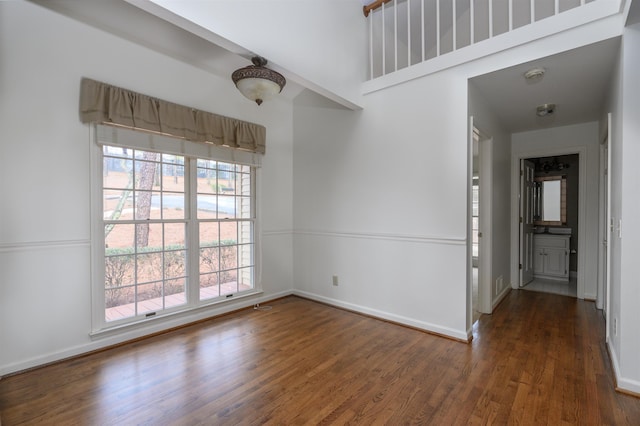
[2,291,640,425]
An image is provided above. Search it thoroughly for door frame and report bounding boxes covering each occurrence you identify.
[598,113,612,340]
[510,146,587,299]
[477,131,493,315]
[468,118,493,328]
[519,159,536,287]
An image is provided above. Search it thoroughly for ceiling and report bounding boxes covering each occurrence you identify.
[469,37,621,134]
[30,0,305,101]
[31,0,626,124]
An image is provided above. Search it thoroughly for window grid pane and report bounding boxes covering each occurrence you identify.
[101,143,255,326]
[472,183,479,258]
[103,146,188,323]
[198,219,254,302]
[197,214,253,300]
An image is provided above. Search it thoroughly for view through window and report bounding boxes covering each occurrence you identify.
[101,144,255,326]
[472,177,479,259]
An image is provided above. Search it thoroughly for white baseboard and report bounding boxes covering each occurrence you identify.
[607,341,640,395]
[0,290,293,377]
[293,290,469,342]
[493,285,511,310]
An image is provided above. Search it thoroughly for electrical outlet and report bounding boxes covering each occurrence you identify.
[332,275,339,286]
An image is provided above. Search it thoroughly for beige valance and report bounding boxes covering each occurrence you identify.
[79,78,266,154]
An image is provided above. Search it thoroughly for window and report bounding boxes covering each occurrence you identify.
[103,147,188,322]
[196,159,254,301]
[93,126,258,331]
[472,177,479,259]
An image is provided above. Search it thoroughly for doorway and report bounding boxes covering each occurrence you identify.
[471,124,492,323]
[472,135,480,322]
[518,154,580,298]
[599,114,612,340]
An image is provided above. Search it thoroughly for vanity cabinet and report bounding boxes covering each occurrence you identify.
[533,234,570,281]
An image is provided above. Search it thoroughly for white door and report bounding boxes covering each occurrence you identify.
[600,141,610,309]
[520,159,535,286]
[601,113,612,341]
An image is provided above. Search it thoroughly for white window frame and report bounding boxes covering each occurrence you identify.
[90,125,262,334]
[472,176,479,260]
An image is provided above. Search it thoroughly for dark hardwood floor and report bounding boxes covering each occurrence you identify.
[2,290,640,425]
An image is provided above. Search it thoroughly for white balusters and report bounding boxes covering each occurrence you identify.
[366,0,597,80]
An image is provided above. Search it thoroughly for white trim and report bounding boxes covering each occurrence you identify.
[363,1,623,94]
[0,239,90,252]
[475,125,494,315]
[89,289,264,338]
[599,114,612,340]
[583,292,597,301]
[294,229,465,245]
[493,286,511,310]
[293,290,470,341]
[468,116,475,328]
[91,126,260,333]
[510,146,588,300]
[608,341,640,395]
[262,229,294,237]
[90,128,105,332]
[0,289,293,377]
[97,124,263,167]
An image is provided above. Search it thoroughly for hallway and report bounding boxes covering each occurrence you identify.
[522,276,578,298]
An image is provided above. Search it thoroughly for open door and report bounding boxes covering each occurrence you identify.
[600,113,612,341]
[469,118,493,325]
[519,159,535,287]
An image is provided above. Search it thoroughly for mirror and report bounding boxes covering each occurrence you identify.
[542,180,561,221]
[534,176,566,225]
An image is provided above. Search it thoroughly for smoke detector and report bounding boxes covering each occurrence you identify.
[524,67,546,82]
[536,103,556,117]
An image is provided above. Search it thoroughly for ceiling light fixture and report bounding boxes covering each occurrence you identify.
[524,67,546,83]
[536,157,570,173]
[232,56,286,106]
[536,103,556,117]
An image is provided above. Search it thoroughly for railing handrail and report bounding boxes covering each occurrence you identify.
[363,0,393,17]
[365,0,598,81]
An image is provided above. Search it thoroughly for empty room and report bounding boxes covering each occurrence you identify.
[2,0,640,423]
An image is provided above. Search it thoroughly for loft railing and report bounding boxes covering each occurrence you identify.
[363,0,597,80]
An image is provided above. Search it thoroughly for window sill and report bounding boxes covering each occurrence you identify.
[90,289,263,340]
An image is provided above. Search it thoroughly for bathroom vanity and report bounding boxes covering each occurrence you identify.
[533,234,570,281]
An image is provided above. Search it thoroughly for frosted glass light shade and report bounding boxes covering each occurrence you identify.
[231,57,286,106]
[235,78,282,105]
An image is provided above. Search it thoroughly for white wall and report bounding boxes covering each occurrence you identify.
[604,0,626,393]
[292,75,470,340]
[610,17,640,394]
[291,4,626,341]
[3,0,638,392]
[0,1,294,375]
[511,122,601,300]
[468,83,512,309]
[364,0,624,94]
[142,0,367,109]
[602,12,640,395]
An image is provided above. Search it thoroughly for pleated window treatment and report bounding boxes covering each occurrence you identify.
[79,78,266,154]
